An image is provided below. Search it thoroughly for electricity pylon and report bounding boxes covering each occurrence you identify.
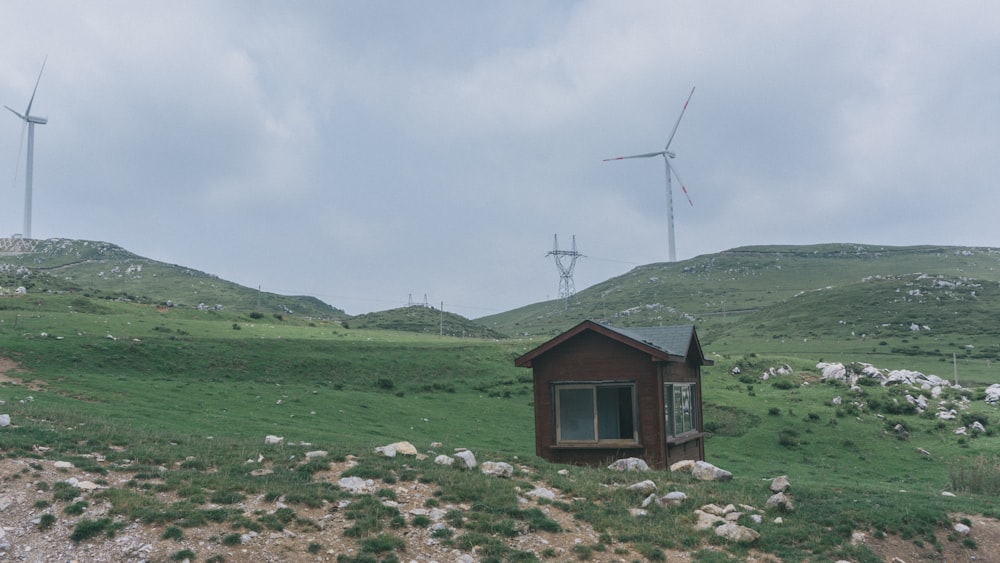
[547,234,582,301]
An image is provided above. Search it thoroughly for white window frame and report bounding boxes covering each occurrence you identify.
[664,382,698,438]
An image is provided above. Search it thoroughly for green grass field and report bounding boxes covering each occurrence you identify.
[3,294,1000,561]
[3,242,1000,561]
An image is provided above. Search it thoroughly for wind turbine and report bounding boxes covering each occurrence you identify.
[604,86,695,262]
[5,57,48,240]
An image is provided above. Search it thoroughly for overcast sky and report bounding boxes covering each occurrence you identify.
[2,1,998,317]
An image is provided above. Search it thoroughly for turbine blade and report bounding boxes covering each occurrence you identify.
[664,86,695,151]
[670,165,694,206]
[25,56,47,116]
[5,105,26,121]
[603,151,665,161]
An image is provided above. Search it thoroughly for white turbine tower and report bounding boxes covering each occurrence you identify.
[5,58,48,240]
[605,86,695,262]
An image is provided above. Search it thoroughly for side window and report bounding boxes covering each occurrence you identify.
[555,384,637,444]
[664,383,697,437]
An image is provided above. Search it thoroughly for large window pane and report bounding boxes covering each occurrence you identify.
[556,384,636,443]
[597,386,634,439]
[558,387,595,441]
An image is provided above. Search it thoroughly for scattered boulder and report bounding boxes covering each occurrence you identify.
[691,461,732,481]
[264,435,283,445]
[986,384,1000,404]
[700,504,726,517]
[338,476,373,494]
[608,457,649,472]
[659,491,687,507]
[770,475,790,493]
[641,493,658,509]
[53,461,74,469]
[694,509,725,530]
[525,487,556,501]
[627,480,657,494]
[669,459,695,473]
[433,455,454,466]
[954,523,971,535]
[386,441,418,455]
[715,522,760,543]
[765,492,794,512]
[454,450,477,469]
[0,414,9,428]
[480,461,513,478]
[304,450,328,459]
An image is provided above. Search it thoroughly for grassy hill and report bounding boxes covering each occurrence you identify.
[478,243,1000,339]
[3,239,1000,560]
[0,238,346,319]
[350,304,509,339]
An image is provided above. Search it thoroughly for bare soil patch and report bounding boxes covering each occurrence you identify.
[860,513,1000,562]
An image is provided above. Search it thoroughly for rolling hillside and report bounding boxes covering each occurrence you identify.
[478,244,1000,340]
[0,238,345,319]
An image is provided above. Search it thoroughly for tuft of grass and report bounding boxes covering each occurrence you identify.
[360,533,405,554]
[38,513,56,530]
[70,518,121,542]
[949,454,1000,495]
[63,500,88,515]
[170,549,196,561]
[222,532,242,545]
[161,526,184,541]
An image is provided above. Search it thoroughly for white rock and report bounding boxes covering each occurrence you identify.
[627,480,657,494]
[714,522,760,542]
[480,461,513,478]
[53,461,74,469]
[264,435,283,445]
[525,487,556,501]
[770,475,791,493]
[384,441,418,456]
[659,491,687,507]
[954,523,971,535]
[669,459,695,473]
[693,509,725,530]
[691,461,732,481]
[0,414,9,427]
[608,457,649,472]
[701,504,726,516]
[454,450,477,469]
[338,476,373,494]
[765,492,794,512]
[304,450,328,458]
[433,454,454,466]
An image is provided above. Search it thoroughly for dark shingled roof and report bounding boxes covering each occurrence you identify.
[598,323,696,358]
[514,319,712,368]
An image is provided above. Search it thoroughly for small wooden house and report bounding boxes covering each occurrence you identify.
[514,320,712,469]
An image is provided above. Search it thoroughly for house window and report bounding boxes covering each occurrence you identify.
[555,383,637,444]
[664,383,697,437]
